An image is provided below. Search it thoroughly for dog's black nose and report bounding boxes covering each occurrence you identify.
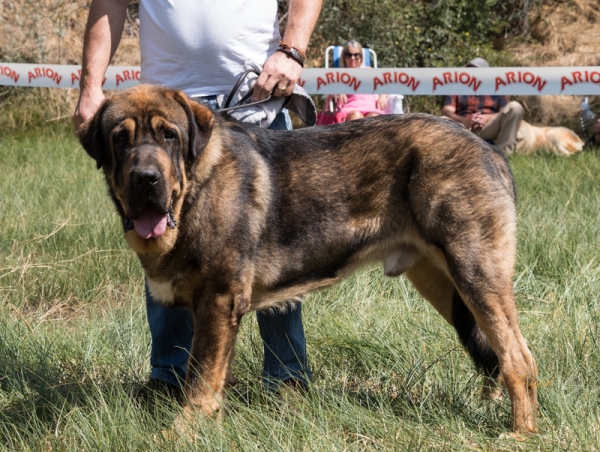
[132,169,161,186]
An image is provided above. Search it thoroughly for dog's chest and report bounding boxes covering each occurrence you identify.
[145,275,191,308]
[146,277,175,304]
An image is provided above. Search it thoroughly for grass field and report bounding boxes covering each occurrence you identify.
[1,124,599,450]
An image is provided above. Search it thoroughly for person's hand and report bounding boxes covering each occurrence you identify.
[253,51,303,101]
[73,86,105,130]
[462,114,475,129]
[471,112,495,130]
[377,95,388,111]
[334,94,348,106]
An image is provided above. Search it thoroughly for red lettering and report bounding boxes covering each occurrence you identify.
[326,72,334,84]
[373,76,384,91]
[349,76,361,91]
[443,72,452,84]
[383,72,392,84]
[116,74,125,87]
[573,71,582,84]
[532,76,547,92]
[340,73,351,84]
[432,76,444,92]
[591,72,600,84]
[507,72,516,84]
[317,76,326,90]
[458,72,470,85]
[561,76,573,92]
[468,77,482,92]
[495,77,507,91]
[408,77,419,92]
[52,71,62,85]
[297,78,305,87]
[523,72,534,84]
[71,69,82,86]
[0,66,19,83]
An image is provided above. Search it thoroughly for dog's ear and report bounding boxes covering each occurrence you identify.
[173,91,214,161]
[77,101,110,170]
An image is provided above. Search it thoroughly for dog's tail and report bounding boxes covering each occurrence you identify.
[451,291,500,378]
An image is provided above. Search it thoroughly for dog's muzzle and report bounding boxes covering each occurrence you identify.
[124,166,177,238]
[124,198,176,237]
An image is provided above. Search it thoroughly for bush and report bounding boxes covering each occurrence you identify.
[281,0,535,68]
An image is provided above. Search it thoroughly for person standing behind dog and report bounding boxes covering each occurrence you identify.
[74,0,322,397]
[441,57,523,156]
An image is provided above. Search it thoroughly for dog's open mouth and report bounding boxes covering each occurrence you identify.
[134,207,169,238]
[124,200,177,239]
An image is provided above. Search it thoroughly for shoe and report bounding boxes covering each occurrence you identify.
[134,378,184,406]
[277,378,309,395]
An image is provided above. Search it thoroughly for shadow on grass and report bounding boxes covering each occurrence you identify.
[0,344,181,444]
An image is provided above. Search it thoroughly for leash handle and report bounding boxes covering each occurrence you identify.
[218,68,283,114]
[222,69,260,109]
[218,94,272,113]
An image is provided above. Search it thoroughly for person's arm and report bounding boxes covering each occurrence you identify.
[73,0,129,130]
[471,111,498,129]
[441,103,473,129]
[377,95,388,112]
[253,0,322,101]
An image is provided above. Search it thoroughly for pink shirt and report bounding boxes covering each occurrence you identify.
[338,94,384,115]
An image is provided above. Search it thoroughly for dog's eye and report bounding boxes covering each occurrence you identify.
[114,131,129,146]
[164,130,176,141]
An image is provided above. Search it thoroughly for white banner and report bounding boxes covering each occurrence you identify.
[1,63,600,95]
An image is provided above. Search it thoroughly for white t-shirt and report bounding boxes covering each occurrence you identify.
[139,0,281,97]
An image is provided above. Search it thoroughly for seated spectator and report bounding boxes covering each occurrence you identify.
[333,40,387,121]
[441,57,523,156]
[585,118,600,148]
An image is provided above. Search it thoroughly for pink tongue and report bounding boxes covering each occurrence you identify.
[133,210,168,239]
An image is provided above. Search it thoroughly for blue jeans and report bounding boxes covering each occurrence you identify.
[147,102,311,391]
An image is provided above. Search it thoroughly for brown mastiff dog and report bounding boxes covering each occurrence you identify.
[78,85,538,433]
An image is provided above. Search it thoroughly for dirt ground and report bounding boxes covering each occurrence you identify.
[1,0,598,128]
[507,0,600,127]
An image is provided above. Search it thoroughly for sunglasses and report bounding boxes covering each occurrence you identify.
[344,52,362,59]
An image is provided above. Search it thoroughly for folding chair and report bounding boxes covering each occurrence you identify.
[324,45,378,68]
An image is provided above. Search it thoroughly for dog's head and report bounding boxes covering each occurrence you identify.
[78,85,214,255]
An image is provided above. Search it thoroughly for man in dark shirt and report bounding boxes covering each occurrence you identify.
[441,57,523,156]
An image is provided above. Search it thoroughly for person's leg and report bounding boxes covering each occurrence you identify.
[345,110,365,121]
[146,282,193,388]
[257,109,312,391]
[257,303,312,391]
[478,101,524,156]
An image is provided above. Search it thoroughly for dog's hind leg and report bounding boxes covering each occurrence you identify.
[405,257,502,391]
[445,242,537,433]
[405,251,537,433]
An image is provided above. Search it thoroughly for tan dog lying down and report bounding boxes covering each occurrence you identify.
[516,121,584,156]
